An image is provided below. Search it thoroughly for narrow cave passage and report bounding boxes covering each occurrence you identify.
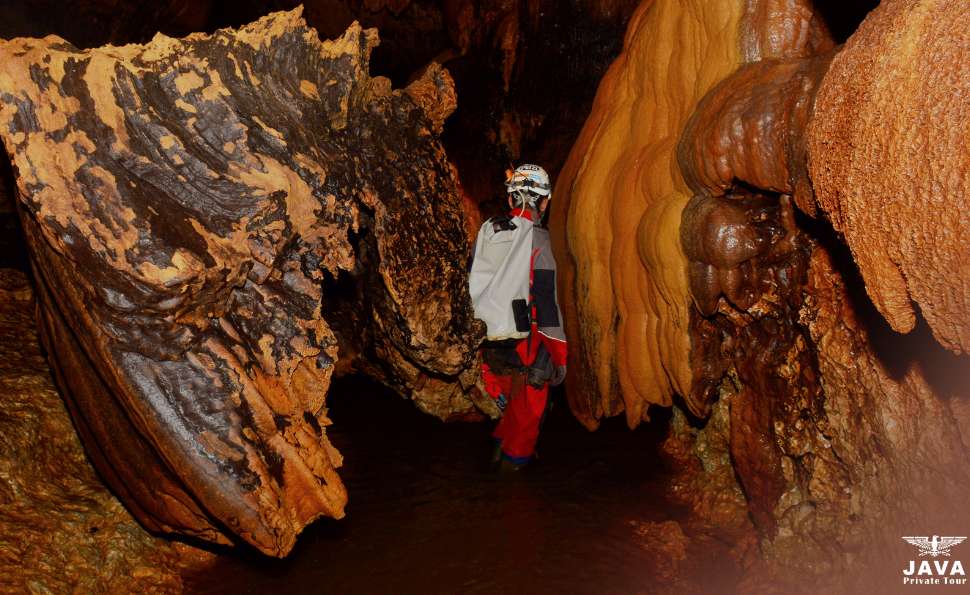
[2,0,968,592]
[184,377,739,594]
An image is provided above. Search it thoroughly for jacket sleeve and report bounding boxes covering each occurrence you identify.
[531,228,567,366]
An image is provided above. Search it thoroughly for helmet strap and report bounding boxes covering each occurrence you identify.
[510,189,535,208]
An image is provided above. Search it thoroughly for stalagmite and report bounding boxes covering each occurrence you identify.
[0,8,483,556]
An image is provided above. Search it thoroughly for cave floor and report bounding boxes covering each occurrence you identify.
[184,377,741,594]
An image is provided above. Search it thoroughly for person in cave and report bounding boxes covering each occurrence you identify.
[468,164,568,471]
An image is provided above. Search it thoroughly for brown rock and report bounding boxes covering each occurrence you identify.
[681,190,815,533]
[551,0,830,429]
[0,8,482,556]
[662,401,750,533]
[807,0,970,353]
[0,268,211,593]
[565,0,970,586]
[667,0,970,584]
[629,520,689,582]
[771,245,970,580]
[678,54,834,215]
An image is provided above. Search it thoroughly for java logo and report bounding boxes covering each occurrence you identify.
[901,536,968,586]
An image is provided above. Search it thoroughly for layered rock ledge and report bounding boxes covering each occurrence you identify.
[0,8,483,556]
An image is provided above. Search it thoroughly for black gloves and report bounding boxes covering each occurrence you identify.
[551,365,567,387]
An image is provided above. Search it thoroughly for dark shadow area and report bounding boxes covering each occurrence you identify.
[798,210,970,400]
[812,0,880,43]
[182,375,739,594]
[0,152,29,272]
[0,0,445,83]
[0,0,627,230]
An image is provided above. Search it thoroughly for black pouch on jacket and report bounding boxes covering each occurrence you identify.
[511,299,530,332]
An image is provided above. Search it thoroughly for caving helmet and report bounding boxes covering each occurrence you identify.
[505,163,552,208]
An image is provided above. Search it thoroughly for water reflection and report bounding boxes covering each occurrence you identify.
[186,376,737,594]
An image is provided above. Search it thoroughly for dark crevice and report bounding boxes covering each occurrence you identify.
[0,151,29,272]
[797,208,970,399]
[811,0,880,43]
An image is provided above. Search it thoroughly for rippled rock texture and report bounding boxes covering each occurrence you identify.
[0,269,212,593]
[556,0,970,586]
[807,0,970,355]
[551,0,832,428]
[0,8,482,556]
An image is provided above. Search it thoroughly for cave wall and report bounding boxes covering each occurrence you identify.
[556,0,970,584]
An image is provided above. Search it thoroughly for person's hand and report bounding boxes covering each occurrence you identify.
[551,365,567,386]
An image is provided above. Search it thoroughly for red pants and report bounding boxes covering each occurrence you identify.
[482,362,548,463]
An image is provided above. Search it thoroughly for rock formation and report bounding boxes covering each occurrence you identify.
[0,268,213,593]
[0,8,483,556]
[807,0,970,355]
[1,0,636,220]
[551,0,833,428]
[555,0,970,585]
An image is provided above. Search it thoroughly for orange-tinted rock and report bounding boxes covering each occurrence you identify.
[662,401,750,534]
[552,0,831,429]
[666,0,970,584]
[678,54,834,215]
[681,190,815,533]
[807,0,970,354]
[0,9,481,556]
[0,268,212,593]
[759,242,970,587]
[566,0,970,585]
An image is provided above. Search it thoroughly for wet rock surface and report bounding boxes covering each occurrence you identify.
[673,0,970,587]
[0,268,211,593]
[662,400,751,536]
[551,0,831,429]
[186,378,743,594]
[559,0,970,587]
[680,191,815,534]
[0,9,481,556]
[807,0,970,354]
[552,0,745,431]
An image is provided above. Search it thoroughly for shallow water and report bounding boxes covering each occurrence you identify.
[186,377,739,594]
